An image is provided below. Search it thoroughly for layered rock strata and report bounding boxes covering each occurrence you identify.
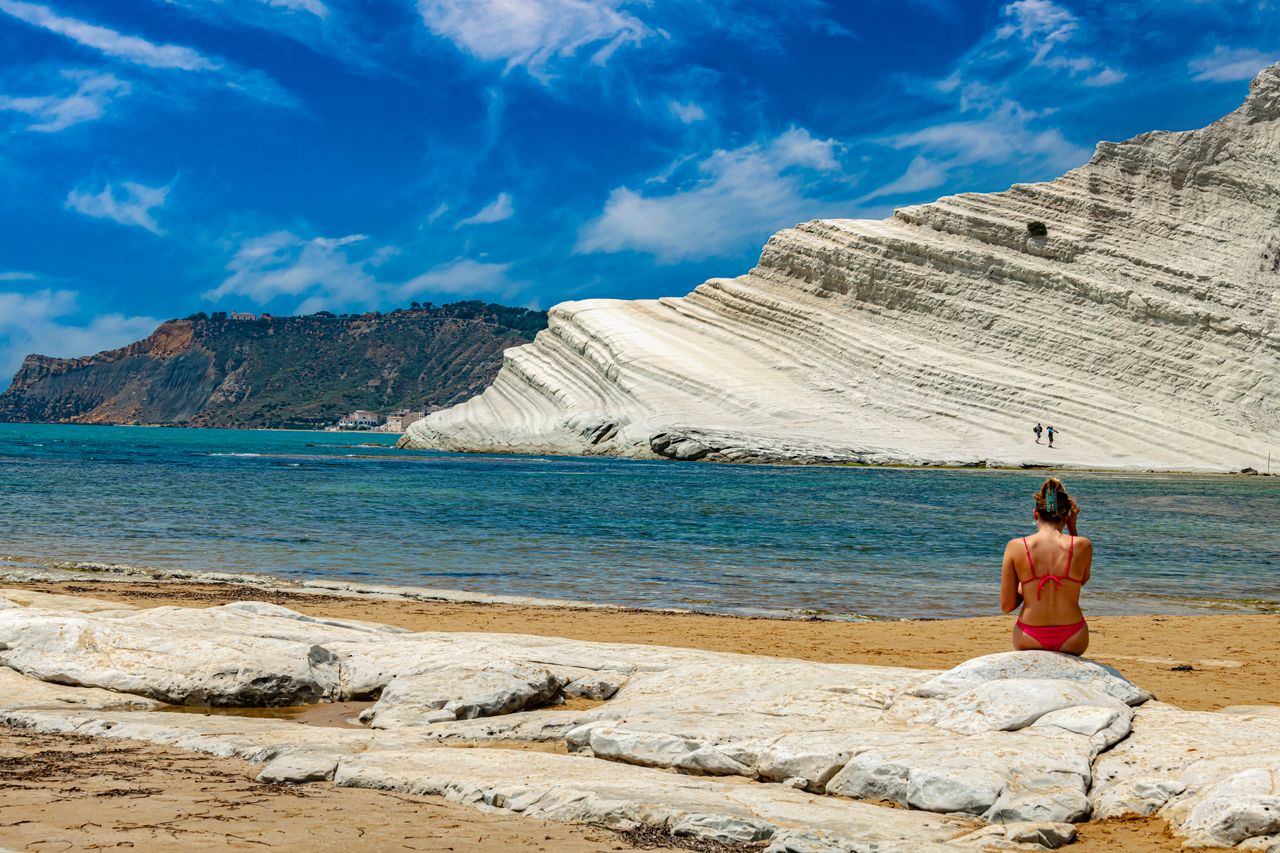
[402,65,1280,471]
[1,591,1278,850]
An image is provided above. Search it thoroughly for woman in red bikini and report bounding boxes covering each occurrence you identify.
[1000,477,1091,655]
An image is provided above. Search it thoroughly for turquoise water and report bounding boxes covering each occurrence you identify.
[0,423,1276,619]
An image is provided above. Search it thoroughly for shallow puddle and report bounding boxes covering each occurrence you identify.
[159,700,374,729]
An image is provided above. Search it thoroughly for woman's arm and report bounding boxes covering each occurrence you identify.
[1000,541,1023,613]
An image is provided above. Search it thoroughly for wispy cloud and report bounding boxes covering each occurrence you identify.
[0,288,159,387]
[397,257,515,300]
[416,0,651,82]
[577,128,850,263]
[1190,46,1280,82]
[456,192,514,227]
[669,100,706,124]
[0,71,130,132]
[65,180,170,234]
[0,0,217,70]
[0,0,297,105]
[206,230,520,313]
[884,101,1089,174]
[996,0,1125,84]
[0,271,39,281]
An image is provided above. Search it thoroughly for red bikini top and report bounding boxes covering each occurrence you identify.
[1021,535,1081,598]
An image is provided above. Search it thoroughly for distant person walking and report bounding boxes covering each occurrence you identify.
[1046,425,1056,448]
[1033,423,1043,444]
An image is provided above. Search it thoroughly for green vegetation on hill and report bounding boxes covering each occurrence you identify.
[0,301,547,429]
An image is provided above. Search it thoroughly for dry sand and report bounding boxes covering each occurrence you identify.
[3,578,1278,852]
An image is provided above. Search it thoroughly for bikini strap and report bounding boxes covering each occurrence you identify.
[1067,535,1075,579]
[1022,537,1035,575]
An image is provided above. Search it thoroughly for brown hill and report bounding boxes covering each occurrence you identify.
[0,302,546,429]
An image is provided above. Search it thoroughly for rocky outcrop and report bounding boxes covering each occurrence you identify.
[3,590,1278,849]
[0,302,546,428]
[402,64,1280,471]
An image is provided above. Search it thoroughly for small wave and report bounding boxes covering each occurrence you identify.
[209,452,262,458]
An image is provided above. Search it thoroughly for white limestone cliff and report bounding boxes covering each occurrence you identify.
[401,64,1280,470]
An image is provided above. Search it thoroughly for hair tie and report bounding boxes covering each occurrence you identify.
[1045,490,1059,514]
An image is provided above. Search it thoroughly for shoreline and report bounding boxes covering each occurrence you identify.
[3,556,1278,621]
[8,420,1279,475]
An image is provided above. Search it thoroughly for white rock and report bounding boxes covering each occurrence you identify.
[0,610,341,706]
[400,64,1280,473]
[919,678,1130,735]
[256,751,339,783]
[0,667,158,711]
[911,651,1150,706]
[1092,702,1280,848]
[563,672,625,700]
[363,661,562,728]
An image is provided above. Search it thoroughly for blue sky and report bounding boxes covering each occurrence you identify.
[1,0,1277,383]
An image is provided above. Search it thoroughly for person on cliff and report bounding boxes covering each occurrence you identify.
[1046,425,1055,448]
[1033,423,1043,444]
[1000,478,1091,655]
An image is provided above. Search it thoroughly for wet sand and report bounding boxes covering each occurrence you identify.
[3,578,1278,852]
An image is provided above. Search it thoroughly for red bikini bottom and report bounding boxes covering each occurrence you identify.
[1016,619,1087,652]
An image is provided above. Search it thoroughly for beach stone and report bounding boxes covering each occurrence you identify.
[256,751,339,783]
[23,592,1280,848]
[330,745,976,853]
[0,610,341,706]
[363,661,563,728]
[953,821,1077,849]
[1092,702,1280,848]
[0,667,158,712]
[582,725,753,777]
[562,672,625,700]
[917,678,1130,735]
[910,651,1151,707]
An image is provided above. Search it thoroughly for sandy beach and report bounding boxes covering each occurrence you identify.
[2,578,1276,852]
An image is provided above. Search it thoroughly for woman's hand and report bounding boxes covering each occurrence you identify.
[1066,499,1080,536]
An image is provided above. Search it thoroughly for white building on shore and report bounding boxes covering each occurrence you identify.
[337,410,381,430]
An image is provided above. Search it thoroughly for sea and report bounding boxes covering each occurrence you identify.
[1,422,1277,620]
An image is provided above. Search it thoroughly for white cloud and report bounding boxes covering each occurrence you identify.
[1083,66,1126,87]
[576,128,847,263]
[65,181,170,234]
[0,271,38,281]
[417,0,650,81]
[669,100,706,124]
[426,202,449,225]
[263,0,327,17]
[1190,46,1280,82]
[994,0,1124,84]
[0,288,159,387]
[206,230,520,312]
[397,258,517,300]
[0,71,130,132]
[997,0,1077,65]
[456,192,514,227]
[859,156,949,202]
[0,0,218,70]
[0,0,297,106]
[885,101,1089,175]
